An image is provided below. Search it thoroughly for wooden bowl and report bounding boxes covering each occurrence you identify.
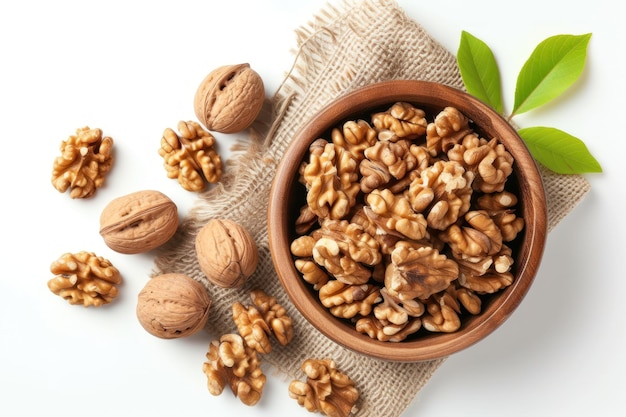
[268,80,547,362]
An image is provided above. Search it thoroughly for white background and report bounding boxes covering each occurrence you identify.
[1,1,623,416]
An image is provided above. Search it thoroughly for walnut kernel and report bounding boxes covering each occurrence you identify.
[47,251,121,307]
[51,126,114,199]
[289,359,359,417]
[159,120,223,192]
[203,333,266,406]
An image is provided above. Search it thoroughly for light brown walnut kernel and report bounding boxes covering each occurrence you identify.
[295,259,330,290]
[422,290,462,333]
[289,359,359,417]
[371,102,427,141]
[47,251,121,307]
[319,280,381,319]
[249,289,294,347]
[476,190,519,210]
[233,290,294,354]
[355,314,422,342]
[458,246,515,294]
[385,244,459,301]
[350,206,401,255]
[295,205,319,235]
[374,287,425,326]
[331,119,378,161]
[317,219,382,266]
[309,219,382,285]
[51,126,114,199]
[203,333,266,406]
[232,302,272,354]
[452,284,482,315]
[364,188,428,241]
[300,139,360,220]
[359,139,418,193]
[158,120,223,192]
[425,106,472,156]
[442,210,503,260]
[477,191,525,242]
[406,160,474,230]
[313,237,372,285]
[448,135,513,193]
[454,244,514,294]
[290,235,317,258]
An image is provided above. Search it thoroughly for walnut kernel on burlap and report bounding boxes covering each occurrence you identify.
[153,1,591,416]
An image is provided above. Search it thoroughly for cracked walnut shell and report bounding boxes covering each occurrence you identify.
[196,219,259,288]
[47,251,121,307]
[51,126,114,199]
[193,63,265,133]
[136,273,211,339]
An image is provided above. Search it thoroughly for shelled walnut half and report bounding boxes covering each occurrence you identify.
[158,120,223,192]
[202,333,266,406]
[289,359,359,417]
[51,126,114,199]
[232,289,294,354]
[47,251,121,307]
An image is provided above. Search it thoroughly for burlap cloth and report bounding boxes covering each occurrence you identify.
[154,0,591,415]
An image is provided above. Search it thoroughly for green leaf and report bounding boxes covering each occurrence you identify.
[512,33,591,116]
[457,31,503,113]
[518,126,602,174]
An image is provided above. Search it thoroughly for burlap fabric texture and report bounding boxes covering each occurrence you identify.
[154,0,591,416]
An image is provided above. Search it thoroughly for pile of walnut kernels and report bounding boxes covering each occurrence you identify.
[46,63,360,416]
[291,102,525,341]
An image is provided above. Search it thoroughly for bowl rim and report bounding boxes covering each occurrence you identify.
[268,80,547,362]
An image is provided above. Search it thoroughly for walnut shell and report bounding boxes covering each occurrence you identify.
[99,190,178,254]
[193,63,265,133]
[136,273,212,339]
[196,219,259,288]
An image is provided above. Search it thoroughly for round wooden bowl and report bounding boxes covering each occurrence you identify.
[268,80,547,362]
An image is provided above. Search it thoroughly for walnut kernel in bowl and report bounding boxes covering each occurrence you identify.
[268,80,547,362]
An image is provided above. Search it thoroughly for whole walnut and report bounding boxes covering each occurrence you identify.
[193,63,265,133]
[99,190,178,254]
[136,273,211,339]
[196,219,259,288]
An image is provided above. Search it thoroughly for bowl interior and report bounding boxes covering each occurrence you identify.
[268,80,547,362]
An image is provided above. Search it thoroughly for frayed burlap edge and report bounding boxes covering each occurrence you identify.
[153,1,591,416]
